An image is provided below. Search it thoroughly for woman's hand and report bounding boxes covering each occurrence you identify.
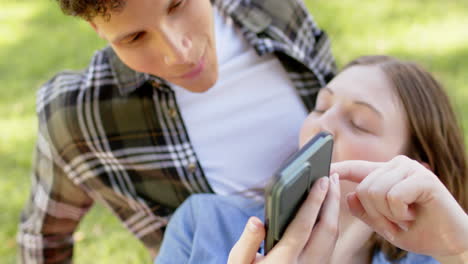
[331,155,468,261]
[227,173,341,264]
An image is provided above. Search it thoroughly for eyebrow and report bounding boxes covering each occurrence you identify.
[322,86,383,118]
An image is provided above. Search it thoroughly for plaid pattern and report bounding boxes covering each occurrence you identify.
[17,0,336,262]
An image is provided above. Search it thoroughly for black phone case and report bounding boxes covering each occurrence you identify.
[264,132,333,254]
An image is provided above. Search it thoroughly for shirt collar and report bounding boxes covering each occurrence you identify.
[105,47,170,95]
[212,0,272,34]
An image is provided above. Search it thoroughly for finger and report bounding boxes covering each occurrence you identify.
[346,192,365,218]
[354,164,394,223]
[352,156,406,216]
[382,155,436,221]
[302,173,341,262]
[386,171,439,220]
[346,156,420,239]
[254,253,265,262]
[356,156,420,223]
[331,160,384,183]
[277,177,329,255]
[346,192,399,243]
[365,165,413,222]
[228,217,265,264]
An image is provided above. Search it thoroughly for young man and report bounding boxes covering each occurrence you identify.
[17,0,336,262]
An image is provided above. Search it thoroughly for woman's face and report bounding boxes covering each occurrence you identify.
[299,65,410,205]
[299,65,409,163]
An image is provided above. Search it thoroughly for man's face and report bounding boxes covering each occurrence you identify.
[91,0,218,93]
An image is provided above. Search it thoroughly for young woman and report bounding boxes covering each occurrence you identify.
[155,56,468,264]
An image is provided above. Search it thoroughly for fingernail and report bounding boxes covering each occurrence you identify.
[248,217,262,233]
[332,173,339,184]
[320,177,329,190]
[398,223,409,232]
[384,230,394,242]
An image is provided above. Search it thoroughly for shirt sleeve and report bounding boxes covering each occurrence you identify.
[17,119,94,264]
[155,194,264,264]
[372,250,440,264]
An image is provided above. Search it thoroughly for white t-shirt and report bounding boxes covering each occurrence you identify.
[171,8,307,197]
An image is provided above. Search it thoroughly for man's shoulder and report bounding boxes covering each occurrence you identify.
[223,0,336,86]
[36,47,122,115]
[230,0,312,27]
[37,47,117,114]
[35,47,124,153]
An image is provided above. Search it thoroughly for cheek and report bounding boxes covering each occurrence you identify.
[187,1,213,30]
[336,143,368,162]
[113,46,165,76]
[334,133,403,163]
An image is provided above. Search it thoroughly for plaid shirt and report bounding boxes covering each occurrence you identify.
[17,0,336,262]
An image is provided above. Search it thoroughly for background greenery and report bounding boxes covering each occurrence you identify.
[1,0,467,263]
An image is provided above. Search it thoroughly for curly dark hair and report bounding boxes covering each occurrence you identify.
[56,0,125,21]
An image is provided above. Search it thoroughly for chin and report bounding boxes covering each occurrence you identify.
[185,72,219,93]
[188,85,212,93]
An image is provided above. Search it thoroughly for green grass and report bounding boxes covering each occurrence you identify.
[1,0,467,263]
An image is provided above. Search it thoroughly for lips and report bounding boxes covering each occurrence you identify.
[176,44,208,80]
[179,54,206,80]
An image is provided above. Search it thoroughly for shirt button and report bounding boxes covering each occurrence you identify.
[168,107,177,118]
[187,163,197,173]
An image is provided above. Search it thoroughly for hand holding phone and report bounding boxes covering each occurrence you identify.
[264,132,333,253]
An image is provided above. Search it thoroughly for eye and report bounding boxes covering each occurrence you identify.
[350,120,370,133]
[123,32,145,44]
[169,0,184,13]
[130,32,144,42]
[312,109,326,114]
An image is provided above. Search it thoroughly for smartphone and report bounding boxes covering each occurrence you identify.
[264,131,333,254]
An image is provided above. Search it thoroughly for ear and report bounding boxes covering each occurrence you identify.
[88,21,106,39]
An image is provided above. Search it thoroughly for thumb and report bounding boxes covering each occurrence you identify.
[331,160,383,183]
[346,192,366,218]
[228,217,266,264]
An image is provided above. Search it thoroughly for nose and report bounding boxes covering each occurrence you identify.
[160,29,192,66]
[299,107,339,148]
[316,107,339,138]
